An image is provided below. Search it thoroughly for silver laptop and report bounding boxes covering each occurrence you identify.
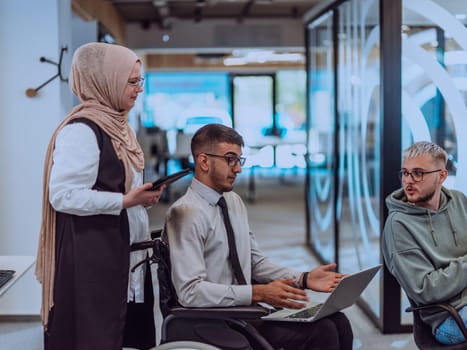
[261,264,382,322]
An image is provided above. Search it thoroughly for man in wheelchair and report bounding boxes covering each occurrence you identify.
[162,123,353,350]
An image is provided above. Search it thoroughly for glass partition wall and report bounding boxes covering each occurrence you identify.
[402,0,467,192]
[336,0,381,318]
[306,11,336,266]
[305,0,467,332]
[306,0,382,327]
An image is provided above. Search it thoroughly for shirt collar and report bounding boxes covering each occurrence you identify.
[191,177,223,206]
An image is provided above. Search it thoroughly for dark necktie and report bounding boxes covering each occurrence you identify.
[217,196,247,285]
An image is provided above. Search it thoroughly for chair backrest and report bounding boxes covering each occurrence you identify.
[407,298,467,350]
[410,305,443,349]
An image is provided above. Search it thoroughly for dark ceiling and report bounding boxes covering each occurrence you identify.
[111,0,323,29]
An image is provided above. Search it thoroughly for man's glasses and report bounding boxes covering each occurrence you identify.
[127,77,145,87]
[398,169,442,182]
[203,153,246,167]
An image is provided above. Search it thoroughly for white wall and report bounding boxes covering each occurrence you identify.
[0,0,97,316]
[0,0,71,257]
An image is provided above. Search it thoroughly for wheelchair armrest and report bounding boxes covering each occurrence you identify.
[151,229,163,239]
[130,229,162,252]
[406,302,467,341]
[162,306,275,350]
[170,305,269,320]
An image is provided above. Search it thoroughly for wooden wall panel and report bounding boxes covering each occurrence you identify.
[144,53,305,71]
[72,0,126,44]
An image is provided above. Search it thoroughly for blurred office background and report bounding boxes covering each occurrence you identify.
[1,0,467,347]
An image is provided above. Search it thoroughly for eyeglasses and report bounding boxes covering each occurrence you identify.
[203,153,246,167]
[127,77,144,87]
[398,169,442,182]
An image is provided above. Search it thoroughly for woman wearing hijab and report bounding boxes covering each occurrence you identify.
[35,42,163,350]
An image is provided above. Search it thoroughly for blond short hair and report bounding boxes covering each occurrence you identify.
[403,141,448,166]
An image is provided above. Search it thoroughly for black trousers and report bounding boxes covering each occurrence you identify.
[256,311,353,350]
[123,262,156,350]
[164,311,353,350]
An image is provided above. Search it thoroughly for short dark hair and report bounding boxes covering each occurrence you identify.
[191,123,244,158]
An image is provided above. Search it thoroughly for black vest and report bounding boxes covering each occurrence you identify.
[46,118,130,350]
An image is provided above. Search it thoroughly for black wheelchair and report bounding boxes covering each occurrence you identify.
[130,230,275,350]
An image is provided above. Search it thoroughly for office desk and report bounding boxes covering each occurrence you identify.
[0,256,35,297]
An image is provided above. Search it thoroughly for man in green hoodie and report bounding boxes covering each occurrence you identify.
[382,141,467,345]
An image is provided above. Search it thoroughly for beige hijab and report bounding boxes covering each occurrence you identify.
[35,42,145,328]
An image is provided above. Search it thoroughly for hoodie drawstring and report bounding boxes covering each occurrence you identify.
[426,209,458,247]
[426,210,438,246]
[446,210,458,246]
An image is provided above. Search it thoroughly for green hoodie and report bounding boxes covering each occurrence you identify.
[382,186,467,333]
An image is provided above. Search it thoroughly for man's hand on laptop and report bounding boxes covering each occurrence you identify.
[307,263,346,292]
[252,278,309,309]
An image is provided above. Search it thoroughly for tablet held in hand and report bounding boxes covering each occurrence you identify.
[149,168,192,191]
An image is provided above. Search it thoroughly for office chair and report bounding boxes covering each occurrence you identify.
[131,230,275,350]
[406,298,467,349]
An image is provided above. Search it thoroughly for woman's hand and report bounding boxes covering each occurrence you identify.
[306,264,346,292]
[123,183,165,208]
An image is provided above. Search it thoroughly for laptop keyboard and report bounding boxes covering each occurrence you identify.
[287,303,323,319]
[0,270,15,289]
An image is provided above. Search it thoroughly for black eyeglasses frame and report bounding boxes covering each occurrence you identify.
[398,169,442,182]
[203,153,246,167]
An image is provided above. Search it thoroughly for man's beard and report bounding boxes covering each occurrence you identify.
[409,188,436,205]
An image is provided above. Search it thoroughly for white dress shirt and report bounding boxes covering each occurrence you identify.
[49,122,150,302]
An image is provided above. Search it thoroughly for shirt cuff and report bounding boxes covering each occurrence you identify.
[233,284,254,305]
